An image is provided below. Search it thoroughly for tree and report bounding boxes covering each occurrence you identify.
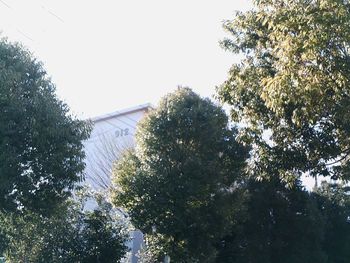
[217,0,350,183]
[214,2,350,261]
[216,178,327,263]
[112,88,248,262]
[1,188,129,263]
[79,197,130,263]
[0,38,90,213]
[313,182,350,263]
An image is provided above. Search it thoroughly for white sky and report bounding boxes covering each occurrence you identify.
[0,0,252,118]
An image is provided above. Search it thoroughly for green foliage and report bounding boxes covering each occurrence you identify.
[217,0,350,182]
[0,38,90,213]
[214,179,350,263]
[216,179,327,263]
[215,2,350,261]
[136,233,169,263]
[80,210,129,263]
[1,204,80,262]
[1,189,129,263]
[313,182,350,263]
[112,88,248,262]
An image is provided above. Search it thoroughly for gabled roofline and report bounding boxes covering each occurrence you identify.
[90,103,153,123]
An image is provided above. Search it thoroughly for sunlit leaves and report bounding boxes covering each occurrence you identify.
[112,88,248,262]
[217,0,350,182]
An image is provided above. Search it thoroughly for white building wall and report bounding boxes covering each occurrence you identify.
[84,104,151,190]
[83,104,152,263]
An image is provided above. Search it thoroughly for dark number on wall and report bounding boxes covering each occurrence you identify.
[115,128,130,138]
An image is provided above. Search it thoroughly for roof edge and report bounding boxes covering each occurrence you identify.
[90,103,153,123]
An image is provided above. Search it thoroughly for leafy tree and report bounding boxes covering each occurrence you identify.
[0,38,90,213]
[1,203,80,262]
[217,0,350,183]
[216,178,326,263]
[1,189,129,263]
[313,182,350,263]
[112,88,248,262]
[215,2,350,261]
[79,198,129,263]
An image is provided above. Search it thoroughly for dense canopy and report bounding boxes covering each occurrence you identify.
[112,88,248,262]
[217,0,350,183]
[0,39,90,213]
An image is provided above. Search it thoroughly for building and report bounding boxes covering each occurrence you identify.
[84,103,153,263]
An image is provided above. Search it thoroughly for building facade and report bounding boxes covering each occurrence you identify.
[84,103,152,263]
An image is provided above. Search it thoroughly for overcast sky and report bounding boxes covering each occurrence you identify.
[0,0,252,118]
